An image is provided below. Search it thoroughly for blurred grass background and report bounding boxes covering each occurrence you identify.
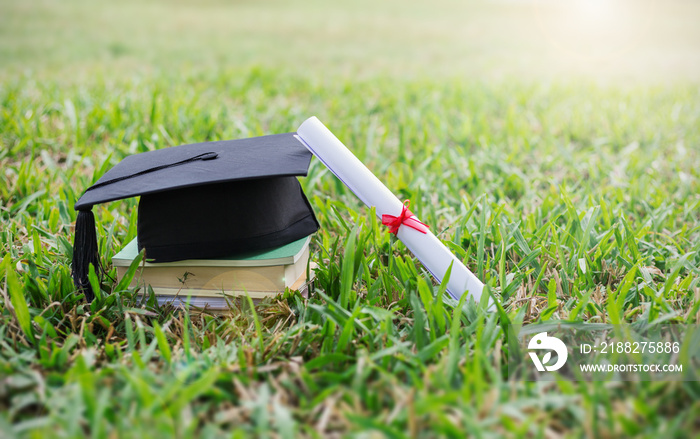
[2,0,700,83]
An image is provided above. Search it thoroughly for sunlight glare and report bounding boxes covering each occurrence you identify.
[573,0,620,29]
[531,0,641,64]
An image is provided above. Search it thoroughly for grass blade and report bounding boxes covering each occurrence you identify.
[3,255,34,343]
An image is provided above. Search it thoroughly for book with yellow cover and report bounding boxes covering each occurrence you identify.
[113,236,311,297]
[142,270,315,313]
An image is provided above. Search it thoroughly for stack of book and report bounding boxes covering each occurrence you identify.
[112,235,314,312]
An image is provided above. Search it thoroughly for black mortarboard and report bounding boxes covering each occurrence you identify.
[72,133,319,301]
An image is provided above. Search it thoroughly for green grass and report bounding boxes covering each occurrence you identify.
[2,0,700,437]
[2,72,699,437]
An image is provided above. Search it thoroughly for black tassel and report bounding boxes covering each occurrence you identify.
[72,209,102,302]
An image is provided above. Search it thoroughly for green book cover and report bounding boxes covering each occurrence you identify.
[113,235,311,268]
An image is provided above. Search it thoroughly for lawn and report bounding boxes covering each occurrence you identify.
[1,0,700,437]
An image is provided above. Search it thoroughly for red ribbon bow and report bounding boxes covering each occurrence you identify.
[381,200,430,235]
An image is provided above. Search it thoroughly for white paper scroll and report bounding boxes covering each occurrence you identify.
[296,116,485,304]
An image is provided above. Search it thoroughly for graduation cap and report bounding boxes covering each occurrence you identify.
[72,133,320,301]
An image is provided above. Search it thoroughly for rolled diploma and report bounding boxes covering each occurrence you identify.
[296,116,485,303]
